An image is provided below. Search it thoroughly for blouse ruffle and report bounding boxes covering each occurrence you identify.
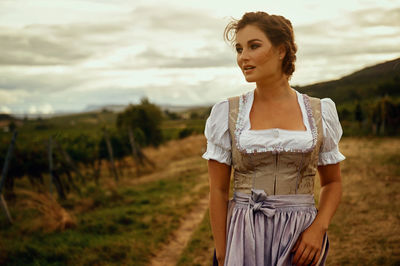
[201,89,346,166]
[202,99,232,165]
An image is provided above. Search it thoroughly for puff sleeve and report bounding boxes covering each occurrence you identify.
[318,98,346,165]
[201,99,232,165]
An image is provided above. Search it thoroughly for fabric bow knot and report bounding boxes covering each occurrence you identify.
[248,189,277,217]
[244,189,278,265]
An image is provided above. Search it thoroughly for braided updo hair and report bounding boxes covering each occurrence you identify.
[224,11,297,78]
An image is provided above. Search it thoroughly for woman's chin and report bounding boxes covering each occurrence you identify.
[244,76,256,82]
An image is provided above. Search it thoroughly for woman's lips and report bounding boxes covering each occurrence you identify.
[244,66,256,74]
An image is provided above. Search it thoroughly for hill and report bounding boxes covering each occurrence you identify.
[296,57,400,104]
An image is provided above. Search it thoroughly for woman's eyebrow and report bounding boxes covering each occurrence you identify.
[248,39,262,43]
[236,39,263,47]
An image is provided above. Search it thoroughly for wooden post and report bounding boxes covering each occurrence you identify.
[53,139,85,185]
[128,127,154,169]
[48,136,54,195]
[0,130,18,194]
[0,130,18,224]
[48,136,66,200]
[103,127,119,182]
[0,194,12,224]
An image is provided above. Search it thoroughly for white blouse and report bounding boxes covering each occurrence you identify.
[202,89,346,166]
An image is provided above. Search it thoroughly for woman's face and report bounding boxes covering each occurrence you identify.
[235,24,284,82]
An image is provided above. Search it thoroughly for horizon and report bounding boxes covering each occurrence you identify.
[2,55,399,118]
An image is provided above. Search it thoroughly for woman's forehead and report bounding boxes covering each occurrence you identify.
[235,25,269,44]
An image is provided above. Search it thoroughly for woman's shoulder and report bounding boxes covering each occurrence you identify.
[209,98,229,115]
[320,98,339,118]
[208,90,253,117]
[206,99,229,129]
[298,92,338,111]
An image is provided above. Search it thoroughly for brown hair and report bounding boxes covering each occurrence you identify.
[224,11,297,77]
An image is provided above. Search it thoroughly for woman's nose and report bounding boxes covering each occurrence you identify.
[239,49,250,61]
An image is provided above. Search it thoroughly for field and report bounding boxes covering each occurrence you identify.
[0,135,399,265]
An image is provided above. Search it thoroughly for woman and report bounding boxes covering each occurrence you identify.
[202,12,345,266]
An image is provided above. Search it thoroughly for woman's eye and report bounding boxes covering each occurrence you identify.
[236,47,243,53]
[250,44,259,49]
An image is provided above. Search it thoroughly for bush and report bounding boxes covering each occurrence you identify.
[116,97,163,147]
[178,128,194,139]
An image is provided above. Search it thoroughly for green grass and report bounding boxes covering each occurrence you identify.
[0,170,208,265]
[176,209,214,266]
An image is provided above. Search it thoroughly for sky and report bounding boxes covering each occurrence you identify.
[0,0,399,116]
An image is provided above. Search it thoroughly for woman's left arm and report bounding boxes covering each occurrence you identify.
[292,163,342,266]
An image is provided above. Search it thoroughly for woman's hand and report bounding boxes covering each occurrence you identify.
[291,222,326,266]
[291,163,342,265]
[216,249,225,266]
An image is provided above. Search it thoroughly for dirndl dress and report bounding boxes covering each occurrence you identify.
[210,92,331,266]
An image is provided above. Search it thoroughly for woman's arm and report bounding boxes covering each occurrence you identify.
[208,159,232,265]
[292,162,342,266]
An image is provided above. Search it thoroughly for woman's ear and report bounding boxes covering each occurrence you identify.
[278,45,286,60]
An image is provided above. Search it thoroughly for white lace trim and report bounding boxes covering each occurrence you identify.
[234,92,318,154]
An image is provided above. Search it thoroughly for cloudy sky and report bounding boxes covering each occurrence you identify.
[1,0,399,115]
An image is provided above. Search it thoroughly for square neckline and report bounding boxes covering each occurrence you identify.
[246,88,309,134]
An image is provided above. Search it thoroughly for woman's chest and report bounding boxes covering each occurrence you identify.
[249,99,306,131]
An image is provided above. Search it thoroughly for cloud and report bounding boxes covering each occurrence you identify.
[0,28,92,66]
[0,105,11,114]
[351,8,400,27]
[294,7,400,60]
[130,5,224,33]
[0,89,30,104]
[0,18,132,67]
[0,69,90,92]
[130,46,235,68]
[27,104,54,114]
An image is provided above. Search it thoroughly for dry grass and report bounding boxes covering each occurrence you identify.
[109,134,207,187]
[317,137,400,265]
[143,135,206,164]
[15,189,76,233]
[119,135,206,175]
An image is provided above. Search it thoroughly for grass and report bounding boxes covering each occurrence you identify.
[0,171,208,265]
[325,137,400,265]
[0,135,209,265]
[176,209,214,266]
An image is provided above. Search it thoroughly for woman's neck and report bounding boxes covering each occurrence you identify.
[254,75,294,102]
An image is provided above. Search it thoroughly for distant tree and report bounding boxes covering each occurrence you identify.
[8,120,16,132]
[116,97,163,147]
[0,113,12,120]
[178,128,194,139]
[164,110,180,120]
[338,107,351,121]
[376,78,400,97]
[354,102,364,128]
[370,96,400,135]
[202,106,212,119]
[190,112,199,119]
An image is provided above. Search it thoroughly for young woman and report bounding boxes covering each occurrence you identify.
[202,12,345,266]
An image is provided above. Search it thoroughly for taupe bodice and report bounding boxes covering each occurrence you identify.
[228,94,323,195]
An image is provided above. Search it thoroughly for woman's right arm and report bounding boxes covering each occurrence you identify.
[208,159,231,265]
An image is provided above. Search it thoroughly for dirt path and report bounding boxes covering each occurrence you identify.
[122,156,207,186]
[149,174,210,266]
